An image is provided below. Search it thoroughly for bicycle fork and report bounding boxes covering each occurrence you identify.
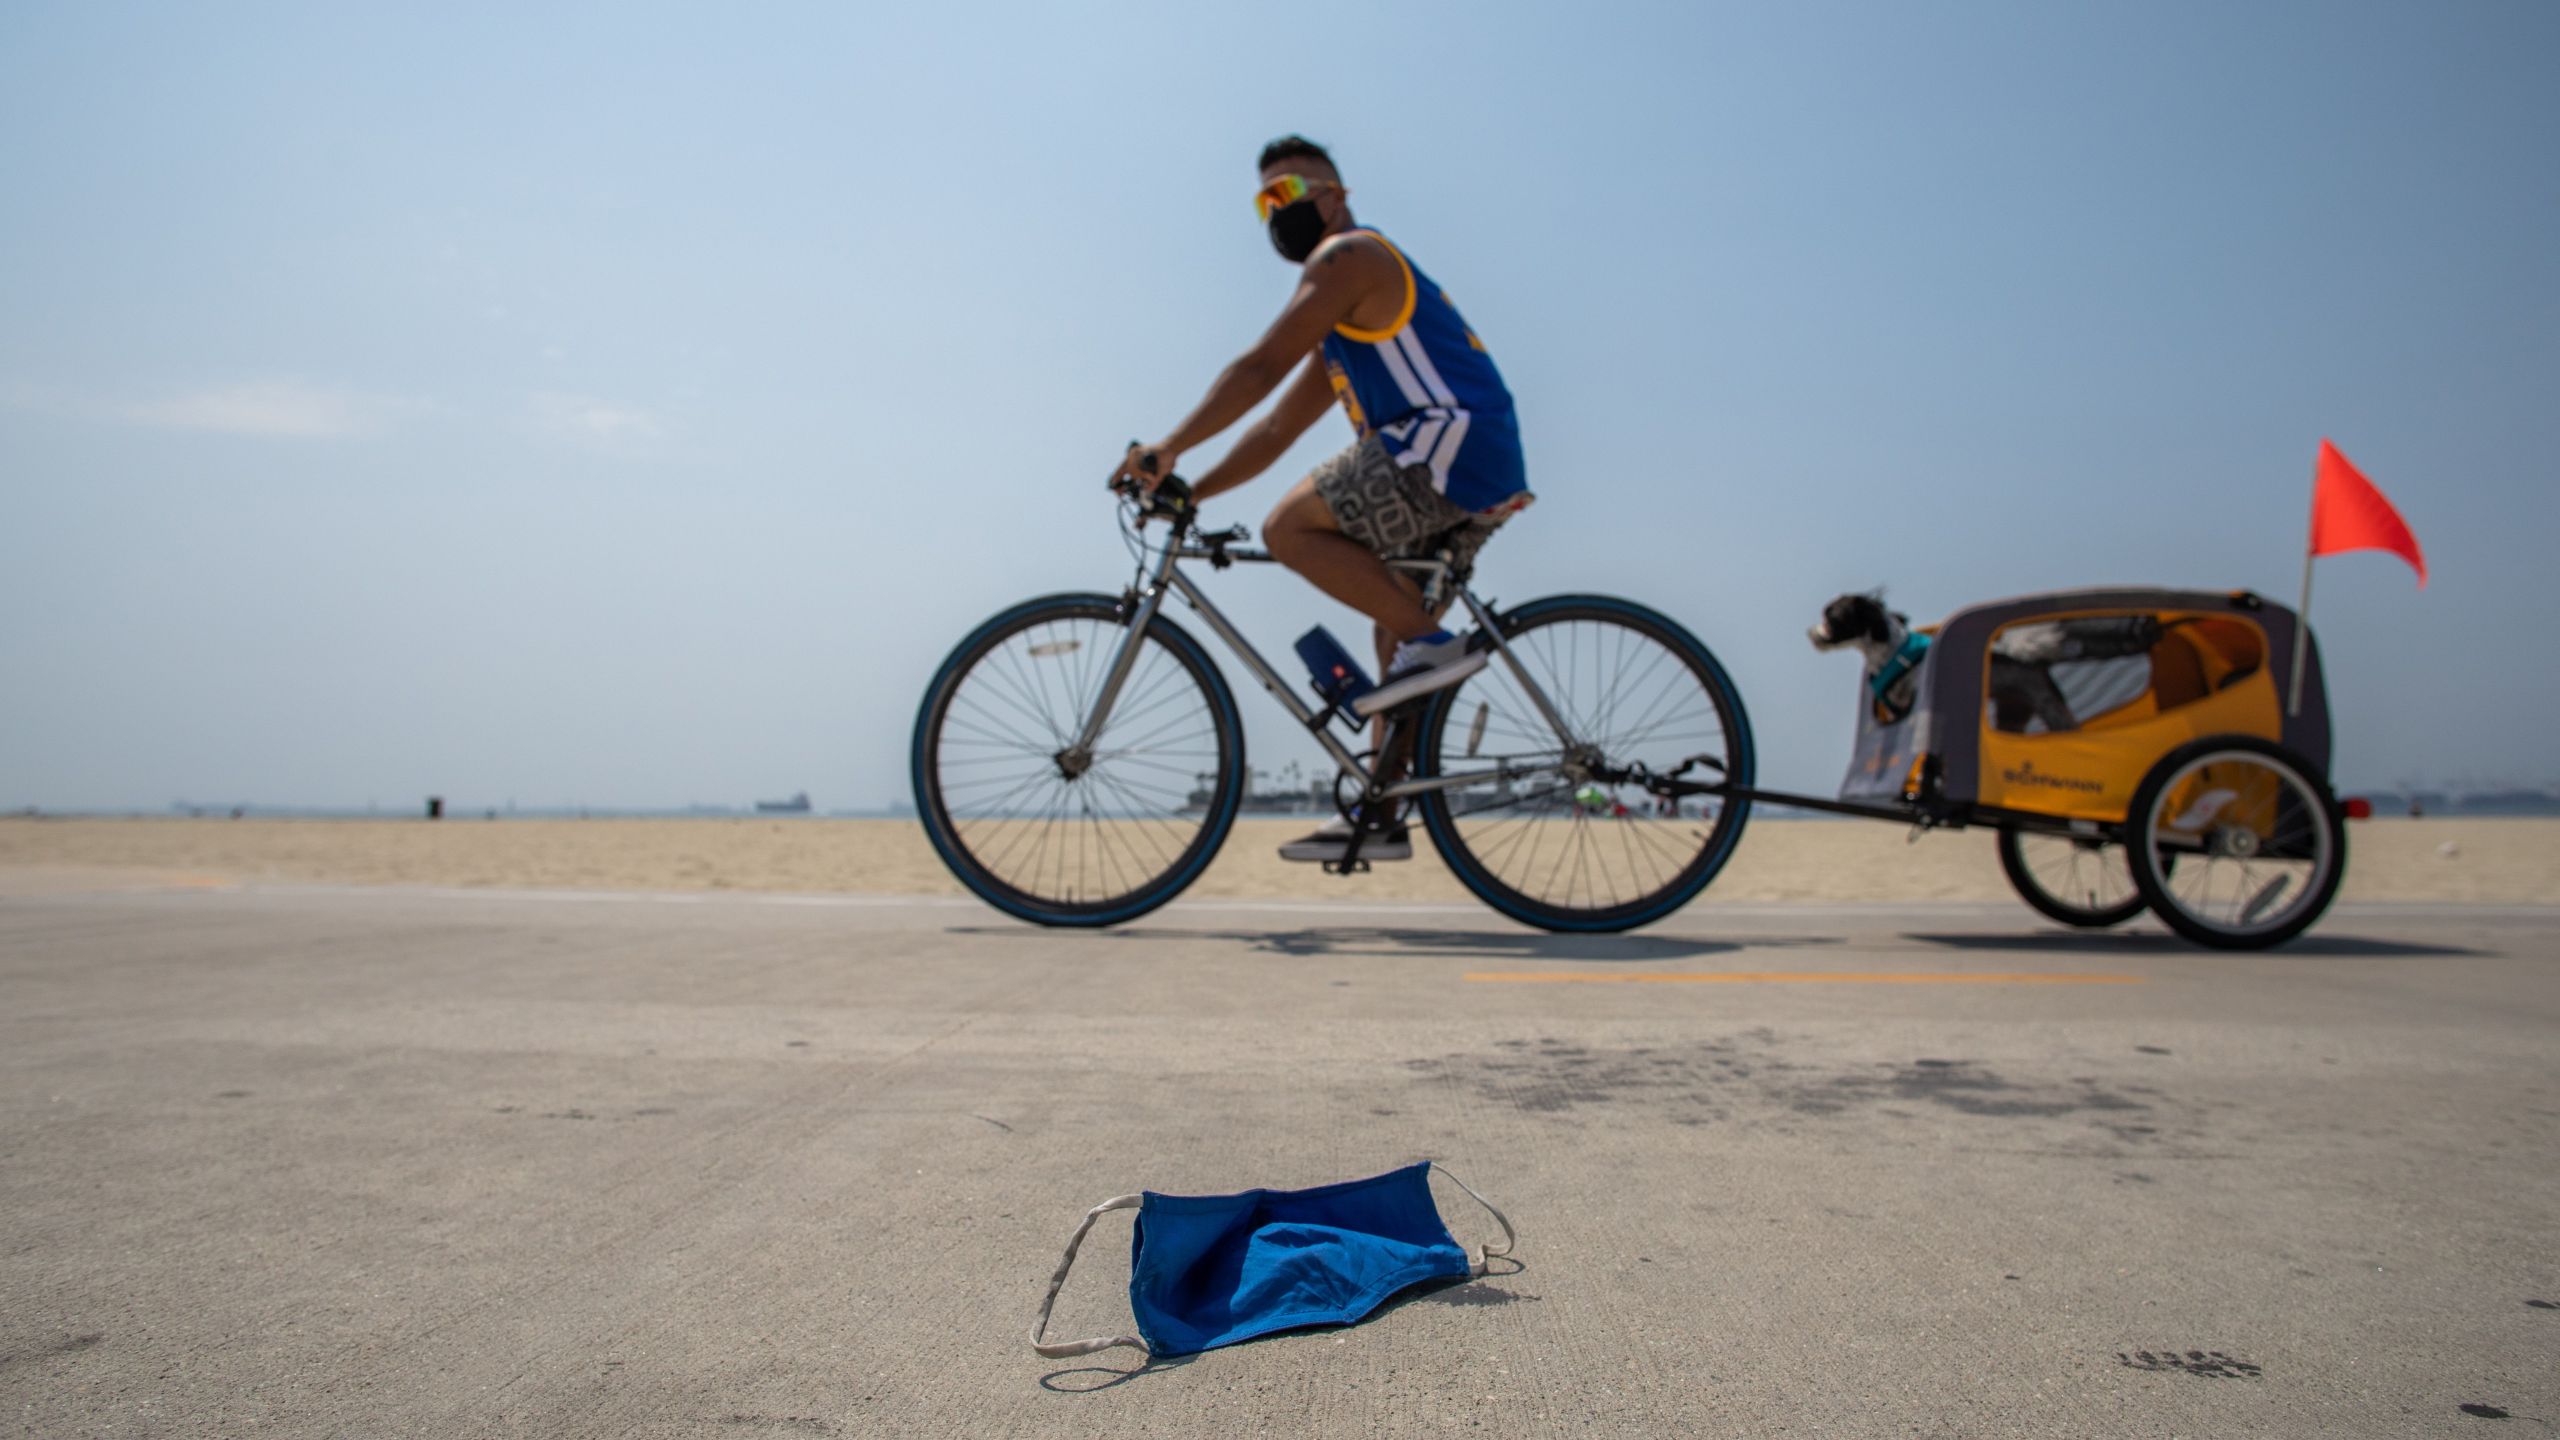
[1056,561,1176,779]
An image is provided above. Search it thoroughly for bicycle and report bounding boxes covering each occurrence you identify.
[910,477,1756,932]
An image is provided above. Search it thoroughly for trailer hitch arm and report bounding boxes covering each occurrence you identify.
[1594,754,1729,800]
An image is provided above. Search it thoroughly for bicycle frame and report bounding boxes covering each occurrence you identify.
[1060,527,1583,807]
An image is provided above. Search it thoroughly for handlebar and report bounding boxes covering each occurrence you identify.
[1113,472,1197,530]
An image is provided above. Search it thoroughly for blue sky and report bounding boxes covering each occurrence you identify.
[2,0,2552,812]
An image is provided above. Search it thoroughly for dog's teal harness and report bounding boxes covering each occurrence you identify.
[1870,630,1933,722]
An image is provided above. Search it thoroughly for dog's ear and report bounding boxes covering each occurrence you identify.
[1836,593,1889,643]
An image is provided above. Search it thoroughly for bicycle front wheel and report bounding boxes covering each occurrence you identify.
[911,593,1244,926]
[1414,595,1753,932]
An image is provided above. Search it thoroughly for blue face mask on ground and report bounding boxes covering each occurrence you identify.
[1030,1162,1515,1359]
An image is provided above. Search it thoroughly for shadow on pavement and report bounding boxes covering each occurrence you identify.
[1901,930,2489,958]
[1042,1262,1535,1390]
[1381,1255,1539,1316]
[1038,1354,1196,1393]
[945,925,1843,962]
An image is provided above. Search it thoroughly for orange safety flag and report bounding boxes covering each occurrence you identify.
[2309,439,2426,588]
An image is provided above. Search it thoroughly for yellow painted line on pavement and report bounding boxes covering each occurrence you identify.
[1464,971,2145,986]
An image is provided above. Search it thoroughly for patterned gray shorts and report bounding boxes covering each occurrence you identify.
[1310,433,1518,578]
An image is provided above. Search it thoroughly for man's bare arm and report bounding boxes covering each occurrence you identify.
[1124,236,1398,480]
[1190,354,1339,503]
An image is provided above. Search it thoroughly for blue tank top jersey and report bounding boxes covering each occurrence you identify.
[1318,230,1526,514]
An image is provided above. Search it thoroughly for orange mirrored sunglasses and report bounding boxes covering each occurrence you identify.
[1253,174,1338,222]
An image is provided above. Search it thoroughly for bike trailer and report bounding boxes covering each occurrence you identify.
[1839,588,2332,826]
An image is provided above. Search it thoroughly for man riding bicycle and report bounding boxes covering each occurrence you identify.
[1108,135,1532,863]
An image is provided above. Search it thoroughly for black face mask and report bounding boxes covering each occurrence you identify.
[1267,200,1327,263]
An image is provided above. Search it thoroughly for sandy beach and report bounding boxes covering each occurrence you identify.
[0,815,2549,906]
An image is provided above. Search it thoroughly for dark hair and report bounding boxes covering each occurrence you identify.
[1258,135,1337,175]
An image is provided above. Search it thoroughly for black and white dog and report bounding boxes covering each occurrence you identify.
[1811,592,2117,733]
[1809,593,1941,724]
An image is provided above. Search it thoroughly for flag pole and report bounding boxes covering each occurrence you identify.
[2288,452,2317,717]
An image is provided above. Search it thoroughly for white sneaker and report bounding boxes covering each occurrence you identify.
[1352,633,1488,717]
[1276,816,1413,863]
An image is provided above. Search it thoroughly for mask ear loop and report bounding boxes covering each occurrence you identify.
[1429,1163,1518,1277]
[1030,1194,1149,1358]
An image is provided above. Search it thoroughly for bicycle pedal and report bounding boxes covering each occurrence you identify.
[1321,857,1372,877]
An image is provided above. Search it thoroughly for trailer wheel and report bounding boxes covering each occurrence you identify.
[2127,737,2345,950]
[1998,827,2150,929]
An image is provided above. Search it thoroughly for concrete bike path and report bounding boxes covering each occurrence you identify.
[4,885,2555,1437]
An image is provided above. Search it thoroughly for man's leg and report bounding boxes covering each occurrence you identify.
[1264,451,1455,866]
[1268,572,1423,863]
[1263,476,1441,641]
[1372,622,1399,741]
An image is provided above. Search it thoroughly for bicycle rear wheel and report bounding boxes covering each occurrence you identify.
[912,593,1244,926]
[1414,595,1753,932]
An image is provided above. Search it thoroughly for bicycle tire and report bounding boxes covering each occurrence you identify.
[912,593,1245,926]
[1997,826,2150,929]
[1413,594,1754,932]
